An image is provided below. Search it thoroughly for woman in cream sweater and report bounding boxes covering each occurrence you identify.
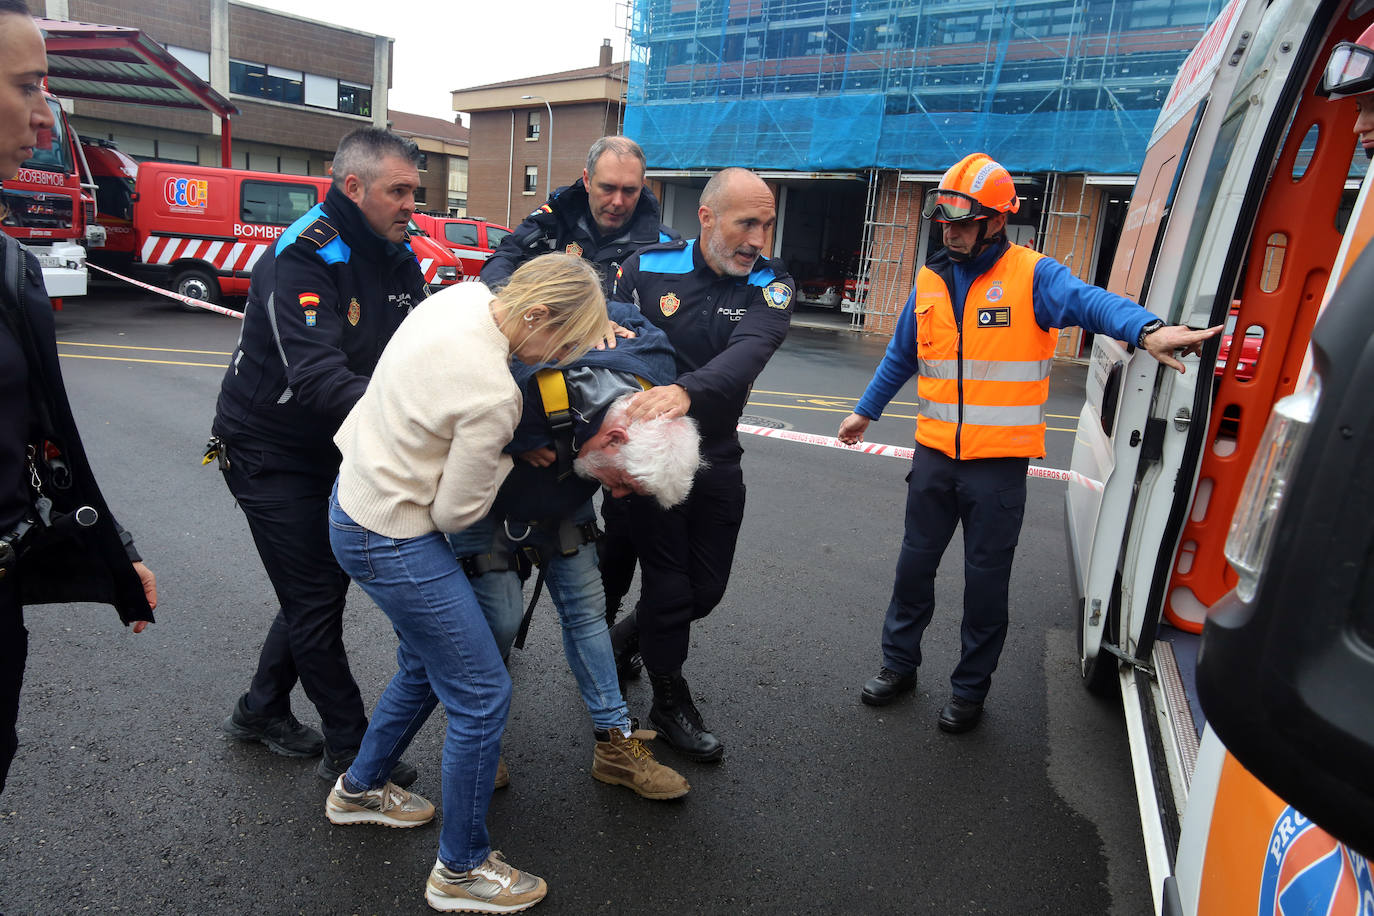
[323,253,607,914]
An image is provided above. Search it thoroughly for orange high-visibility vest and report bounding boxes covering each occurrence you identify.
[913,245,1058,459]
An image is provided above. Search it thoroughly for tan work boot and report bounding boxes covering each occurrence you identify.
[591,726,690,800]
[494,755,510,790]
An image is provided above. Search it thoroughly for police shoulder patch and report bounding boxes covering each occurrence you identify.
[298,219,338,248]
[764,281,793,310]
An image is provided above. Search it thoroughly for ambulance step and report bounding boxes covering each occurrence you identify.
[1155,641,1199,789]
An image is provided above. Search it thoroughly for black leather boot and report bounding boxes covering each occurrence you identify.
[648,670,723,762]
[609,609,643,682]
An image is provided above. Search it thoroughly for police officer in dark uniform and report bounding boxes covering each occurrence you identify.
[482,135,679,634]
[212,128,425,787]
[481,135,677,297]
[0,0,156,794]
[609,167,794,761]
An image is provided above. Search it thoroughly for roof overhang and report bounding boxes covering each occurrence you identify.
[37,18,237,117]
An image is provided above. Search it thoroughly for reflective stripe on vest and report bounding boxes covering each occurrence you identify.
[913,245,1058,460]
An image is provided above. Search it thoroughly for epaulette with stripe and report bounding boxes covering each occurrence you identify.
[297,219,338,249]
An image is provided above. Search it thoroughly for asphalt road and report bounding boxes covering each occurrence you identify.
[0,289,1149,915]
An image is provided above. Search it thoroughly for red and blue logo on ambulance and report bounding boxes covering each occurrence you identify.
[163,176,208,210]
[1258,806,1373,915]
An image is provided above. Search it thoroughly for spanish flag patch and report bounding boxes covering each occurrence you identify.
[298,293,320,309]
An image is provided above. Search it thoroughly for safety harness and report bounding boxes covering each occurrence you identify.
[461,367,650,649]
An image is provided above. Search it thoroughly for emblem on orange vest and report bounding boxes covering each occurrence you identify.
[348,298,361,326]
[986,282,1004,302]
[977,307,1010,328]
[566,241,584,257]
[660,292,680,317]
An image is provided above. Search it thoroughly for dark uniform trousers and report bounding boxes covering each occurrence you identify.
[881,443,1028,702]
[626,437,747,673]
[223,445,367,750]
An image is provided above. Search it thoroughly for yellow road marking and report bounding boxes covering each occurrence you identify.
[57,352,225,368]
[57,340,232,357]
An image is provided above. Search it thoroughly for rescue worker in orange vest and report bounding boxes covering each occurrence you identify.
[838,153,1220,732]
[1317,21,1374,158]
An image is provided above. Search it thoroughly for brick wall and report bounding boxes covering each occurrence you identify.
[227,5,372,83]
[861,171,922,336]
[467,101,623,228]
[54,0,377,170]
[1040,175,1106,358]
[67,0,210,46]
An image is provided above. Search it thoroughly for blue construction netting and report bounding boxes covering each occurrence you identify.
[625,0,1224,175]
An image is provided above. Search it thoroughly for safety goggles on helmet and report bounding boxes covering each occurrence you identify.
[1318,40,1374,99]
[922,189,993,223]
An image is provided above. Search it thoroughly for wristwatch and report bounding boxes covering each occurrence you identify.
[1136,318,1165,348]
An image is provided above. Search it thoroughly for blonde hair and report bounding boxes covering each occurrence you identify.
[492,253,607,366]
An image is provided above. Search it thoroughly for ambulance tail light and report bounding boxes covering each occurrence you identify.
[1224,374,1322,602]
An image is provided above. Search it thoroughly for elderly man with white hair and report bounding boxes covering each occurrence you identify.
[450,297,700,801]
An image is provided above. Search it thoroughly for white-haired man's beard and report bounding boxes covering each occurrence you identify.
[573,448,615,482]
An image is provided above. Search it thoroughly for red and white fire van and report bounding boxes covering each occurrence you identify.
[129,163,460,306]
[411,213,509,280]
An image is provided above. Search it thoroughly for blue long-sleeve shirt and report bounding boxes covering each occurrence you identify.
[854,240,1159,420]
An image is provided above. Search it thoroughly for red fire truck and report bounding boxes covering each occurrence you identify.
[0,91,104,300]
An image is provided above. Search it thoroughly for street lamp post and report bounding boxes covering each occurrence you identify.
[521,94,553,198]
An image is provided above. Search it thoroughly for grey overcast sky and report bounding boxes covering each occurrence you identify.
[254,0,630,124]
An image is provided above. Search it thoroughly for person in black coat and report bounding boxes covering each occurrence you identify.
[0,1,156,793]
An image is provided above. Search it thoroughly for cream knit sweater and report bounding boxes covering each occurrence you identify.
[334,283,520,538]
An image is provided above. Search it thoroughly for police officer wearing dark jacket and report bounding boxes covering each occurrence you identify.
[608,168,794,760]
[481,136,677,297]
[481,135,679,633]
[212,128,426,786]
[0,0,156,794]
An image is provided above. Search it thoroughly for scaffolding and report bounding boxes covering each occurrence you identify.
[625,0,1223,174]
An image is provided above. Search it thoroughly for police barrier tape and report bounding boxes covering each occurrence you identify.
[735,423,1105,491]
[81,263,1104,492]
[87,263,246,320]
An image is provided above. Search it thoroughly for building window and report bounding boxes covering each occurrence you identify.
[416,151,428,171]
[230,60,303,104]
[524,166,538,193]
[167,45,209,81]
[526,110,541,140]
[413,187,427,206]
[304,73,338,109]
[241,180,319,226]
[338,82,372,117]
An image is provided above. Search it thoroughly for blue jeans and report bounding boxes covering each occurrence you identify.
[449,506,630,733]
[328,486,510,872]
